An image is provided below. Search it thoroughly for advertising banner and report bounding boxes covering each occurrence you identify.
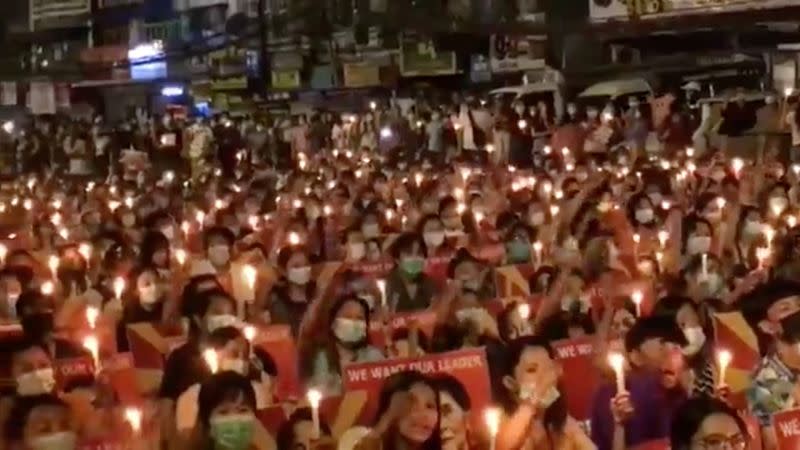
[343,63,381,88]
[589,0,798,22]
[490,35,547,73]
[271,70,301,90]
[399,33,457,77]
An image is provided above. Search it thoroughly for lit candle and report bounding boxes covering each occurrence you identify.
[485,407,501,450]
[657,230,669,248]
[174,249,187,266]
[608,352,626,393]
[242,264,257,302]
[731,158,744,177]
[48,255,59,279]
[631,291,643,317]
[40,281,54,296]
[518,303,530,321]
[78,243,92,262]
[764,226,775,245]
[195,211,206,228]
[215,199,225,210]
[415,172,424,186]
[203,348,219,373]
[716,197,726,211]
[474,211,484,224]
[0,243,7,265]
[243,325,257,359]
[550,205,559,217]
[756,247,770,269]
[701,253,709,278]
[717,349,732,387]
[486,144,495,153]
[113,277,126,301]
[307,389,323,439]
[288,232,300,246]
[685,147,694,158]
[633,233,640,254]
[532,241,543,266]
[518,119,527,130]
[377,279,387,308]
[124,407,142,434]
[22,200,32,211]
[86,306,99,330]
[83,335,100,374]
[181,221,191,239]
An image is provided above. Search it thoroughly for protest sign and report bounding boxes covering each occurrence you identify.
[99,352,140,404]
[252,324,301,400]
[55,356,96,391]
[494,264,536,299]
[368,310,438,349]
[713,311,759,408]
[126,322,187,370]
[773,408,800,450]
[343,348,491,426]
[347,260,394,278]
[552,336,602,421]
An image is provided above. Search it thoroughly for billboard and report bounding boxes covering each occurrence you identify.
[490,35,547,73]
[589,0,798,22]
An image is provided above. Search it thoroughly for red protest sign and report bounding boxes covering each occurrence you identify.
[774,408,800,450]
[630,439,669,450]
[494,264,535,299]
[424,255,452,284]
[552,336,602,421]
[368,310,438,349]
[343,348,491,426]
[252,324,301,400]
[126,322,187,370]
[55,356,95,390]
[99,352,139,404]
[348,260,394,278]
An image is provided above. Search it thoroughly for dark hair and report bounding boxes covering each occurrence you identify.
[434,373,471,410]
[252,347,278,377]
[186,288,236,326]
[446,248,482,279]
[391,327,430,354]
[390,232,426,259]
[670,396,746,450]
[740,280,800,353]
[15,290,51,317]
[502,336,568,433]
[139,231,170,267]
[197,372,256,429]
[276,408,331,450]
[373,371,441,450]
[4,394,69,442]
[209,326,244,349]
[682,215,713,253]
[624,316,686,353]
[203,226,235,249]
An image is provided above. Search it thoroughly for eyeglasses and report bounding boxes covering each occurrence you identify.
[692,434,747,450]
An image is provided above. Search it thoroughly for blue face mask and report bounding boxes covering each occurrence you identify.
[400,257,424,279]
[507,241,531,263]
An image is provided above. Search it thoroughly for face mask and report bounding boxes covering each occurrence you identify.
[519,384,560,408]
[743,220,762,237]
[770,197,789,214]
[207,314,238,333]
[635,208,654,224]
[682,326,706,356]
[160,227,175,240]
[362,223,380,238]
[699,273,724,298]
[687,236,712,255]
[705,210,723,223]
[208,245,230,267]
[333,317,367,343]
[507,241,531,263]
[138,285,159,306]
[220,358,248,375]
[30,431,77,450]
[530,212,545,226]
[210,413,255,450]
[423,231,445,248]
[17,368,56,396]
[287,266,311,285]
[348,242,365,260]
[400,257,424,279]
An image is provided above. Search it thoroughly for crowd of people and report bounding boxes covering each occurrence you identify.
[0,87,798,450]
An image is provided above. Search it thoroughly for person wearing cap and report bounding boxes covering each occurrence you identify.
[590,316,687,450]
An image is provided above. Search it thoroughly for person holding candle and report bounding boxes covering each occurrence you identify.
[16,291,87,359]
[263,246,317,336]
[682,253,728,304]
[115,265,167,351]
[496,336,595,450]
[503,223,536,266]
[590,316,687,450]
[302,296,383,395]
[10,341,57,397]
[138,231,172,279]
[276,407,333,450]
[448,249,495,304]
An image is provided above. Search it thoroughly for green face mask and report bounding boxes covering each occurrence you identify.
[210,413,255,450]
[400,257,424,279]
[507,241,531,263]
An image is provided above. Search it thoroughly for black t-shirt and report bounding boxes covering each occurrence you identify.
[158,338,211,401]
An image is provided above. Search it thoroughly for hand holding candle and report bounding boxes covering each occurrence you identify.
[631,291,643,317]
[203,348,219,373]
[608,352,626,394]
[113,276,126,301]
[83,335,100,374]
[717,349,732,388]
[86,306,99,330]
[484,407,501,450]
[48,255,59,278]
[242,264,257,301]
[125,407,142,434]
[307,388,323,440]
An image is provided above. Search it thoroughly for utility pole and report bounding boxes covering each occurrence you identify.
[258,0,269,97]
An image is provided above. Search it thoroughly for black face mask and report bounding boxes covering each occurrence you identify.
[21,312,54,341]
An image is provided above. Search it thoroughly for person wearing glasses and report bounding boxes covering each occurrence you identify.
[671,396,749,450]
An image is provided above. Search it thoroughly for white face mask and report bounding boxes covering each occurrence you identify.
[635,208,654,224]
[207,314,238,333]
[160,227,175,240]
[530,212,545,226]
[16,368,56,396]
[332,317,367,343]
[138,285,159,306]
[743,220,762,237]
[287,266,311,285]
[682,326,706,356]
[770,197,789,214]
[348,242,366,260]
[423,231,445,248]
[208,245,230,268]
[687,236,712,255]
[220,358,248,375]
[30,431,77,450]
